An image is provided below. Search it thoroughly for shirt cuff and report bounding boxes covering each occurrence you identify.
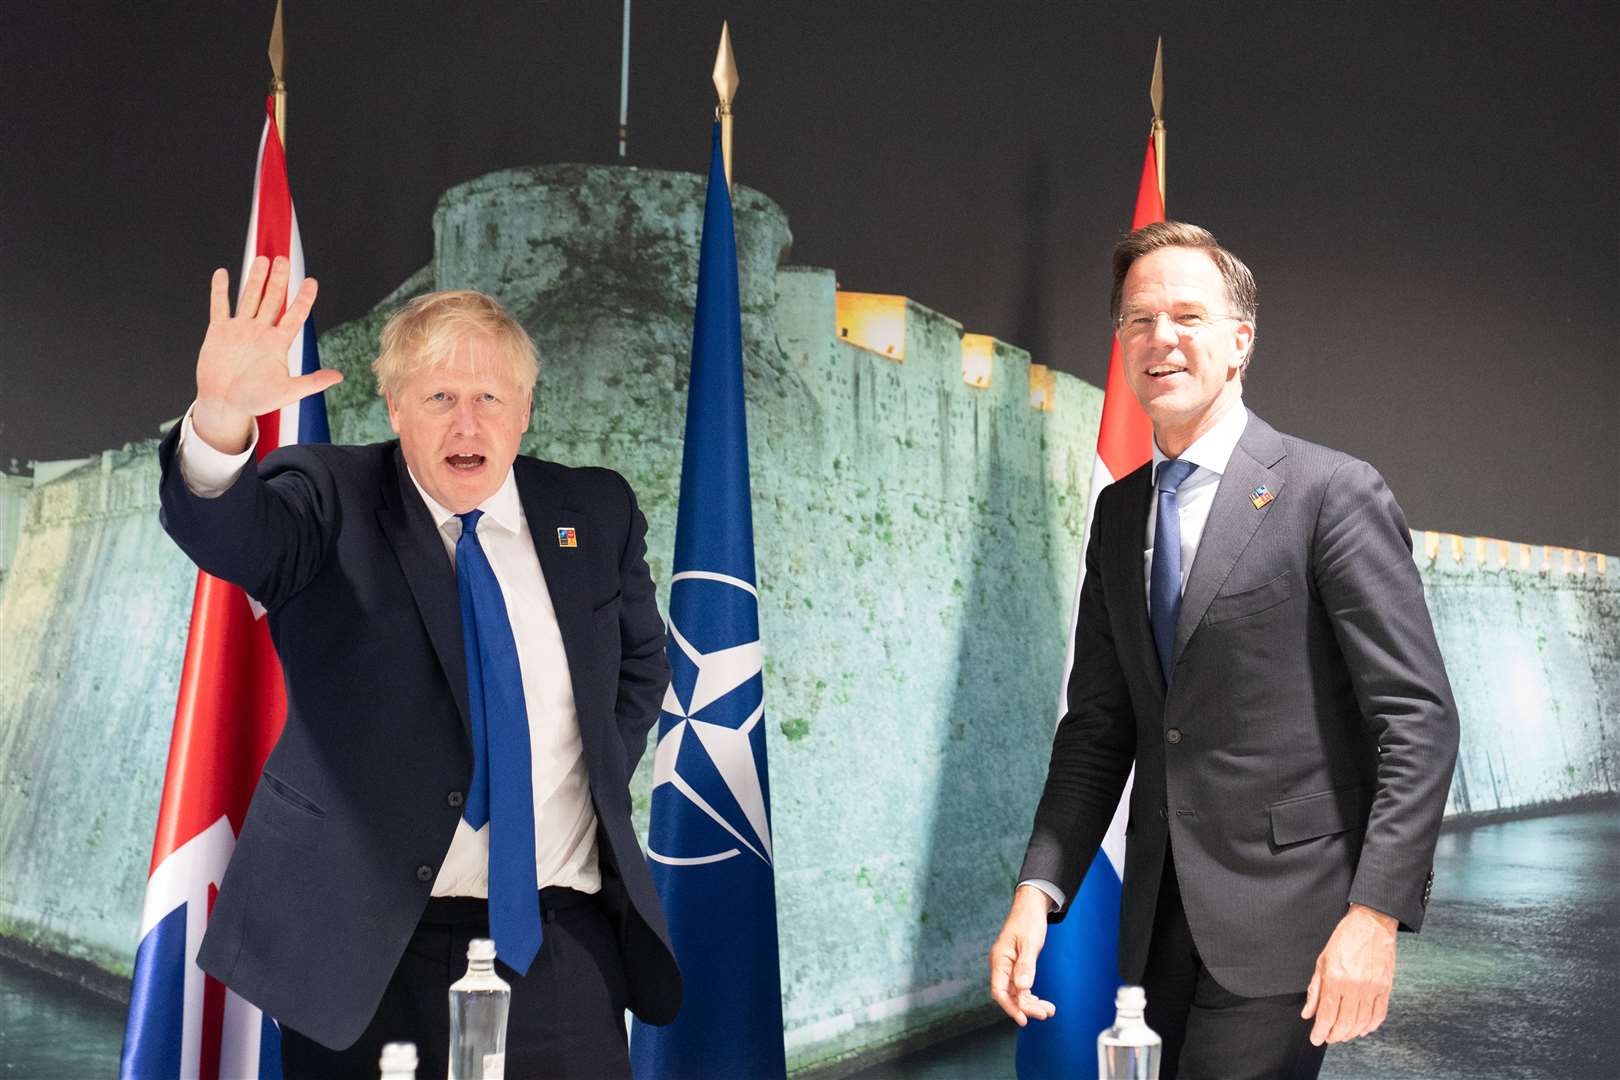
[1018,878,1065,913]
[177,405,257,497]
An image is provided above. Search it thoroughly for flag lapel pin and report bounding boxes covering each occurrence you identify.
[556,526,578,548]
[1250,485,1275,510]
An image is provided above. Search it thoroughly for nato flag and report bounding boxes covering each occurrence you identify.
[630,124,787,1080]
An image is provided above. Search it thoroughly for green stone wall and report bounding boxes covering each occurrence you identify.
[0,164,1613,1072]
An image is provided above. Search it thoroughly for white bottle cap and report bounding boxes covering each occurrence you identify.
[1115,985,1147,1011]
[468,937,497,962]
[379,1041,418,1072]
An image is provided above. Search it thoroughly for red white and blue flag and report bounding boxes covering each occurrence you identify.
[119,96,326,1080]
[1015,133,1162,1079]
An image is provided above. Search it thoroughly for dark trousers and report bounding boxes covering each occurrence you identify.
[1142,852,1328,1080]
[280,888,631,1080]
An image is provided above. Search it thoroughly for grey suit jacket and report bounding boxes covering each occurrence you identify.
[1019,410,1459,997]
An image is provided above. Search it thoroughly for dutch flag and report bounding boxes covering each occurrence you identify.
[119,96,327,1080]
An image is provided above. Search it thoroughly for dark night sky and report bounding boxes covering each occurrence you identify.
[2,2,1616,550]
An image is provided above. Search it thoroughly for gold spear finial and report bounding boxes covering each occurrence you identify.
[1150,35,1165,204]
[268,0,287,146]
[712,21,739,191]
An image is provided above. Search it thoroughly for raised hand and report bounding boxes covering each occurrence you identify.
[192,255,341,453]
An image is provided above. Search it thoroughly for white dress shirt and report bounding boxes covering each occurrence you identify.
[177,409,601,898]
[1144,401,1250,609]
[1021,401,1248,913]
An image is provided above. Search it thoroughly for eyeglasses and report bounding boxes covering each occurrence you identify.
[1114,309,1248,339]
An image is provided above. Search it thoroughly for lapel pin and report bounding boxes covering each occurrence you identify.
[1250,485,1275,509]
[556,526,577,548]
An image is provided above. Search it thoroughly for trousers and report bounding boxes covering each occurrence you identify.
[280,887,631,1080]
[1141,850,1329,1080]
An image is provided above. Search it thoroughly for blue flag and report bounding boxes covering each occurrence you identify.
[630,124,787,1080]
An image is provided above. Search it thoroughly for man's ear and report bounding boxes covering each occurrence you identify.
[385,392,402,435]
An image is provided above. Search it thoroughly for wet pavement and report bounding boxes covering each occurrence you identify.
[846,805,1620,1079]
[3,805,1616,1078]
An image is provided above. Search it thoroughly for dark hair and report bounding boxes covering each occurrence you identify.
[1110,221,1258,375]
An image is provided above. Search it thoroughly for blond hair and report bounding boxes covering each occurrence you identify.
[372,290,540,398]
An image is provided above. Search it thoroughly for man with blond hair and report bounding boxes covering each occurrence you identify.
[160,255,679,1077]
[989,223,1458,1078]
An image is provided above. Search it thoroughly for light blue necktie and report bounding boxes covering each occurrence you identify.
[455,509,541,975]
[1151,459,1198,683]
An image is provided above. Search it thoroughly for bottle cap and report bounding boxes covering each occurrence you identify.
[379,1041,418,1071]
[1115,985,1147,1011]
[468,937,497,962]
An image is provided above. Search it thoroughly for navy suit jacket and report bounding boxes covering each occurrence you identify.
[157,425,680,1049]
[1019,411,1460,997]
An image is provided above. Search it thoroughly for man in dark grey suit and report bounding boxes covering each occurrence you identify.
[988,222,1459,1078]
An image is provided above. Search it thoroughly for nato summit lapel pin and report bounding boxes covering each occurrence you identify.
[1250,485,1275,510]
[556,526,578,548]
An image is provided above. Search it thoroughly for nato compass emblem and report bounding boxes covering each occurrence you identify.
[648,570,774,867]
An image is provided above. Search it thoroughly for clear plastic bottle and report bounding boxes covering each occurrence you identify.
[378,1041,418,1079]
[1097,984,1162,1079]
[448,938,512,1080]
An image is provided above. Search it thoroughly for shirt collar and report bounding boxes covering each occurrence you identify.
[405,465,523,537]
[1151,400,1249,481]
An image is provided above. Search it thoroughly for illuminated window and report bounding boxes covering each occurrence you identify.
[835,292,907,362]
[960,334,994,388]
[1028,364,1055,412]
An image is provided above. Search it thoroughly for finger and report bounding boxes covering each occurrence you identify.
[1369,991,1389,1033]
[240,255,271,320]
[278,277,319,338]
[209,268,231,323]
[1309,988,1340,1047]
[1017,991,1056,1021]
[1301,970,1321,1019]
[255,256,291,325]
[288,369,344,402]
[988,947,1021,1022]
[1330,988,1372,1043]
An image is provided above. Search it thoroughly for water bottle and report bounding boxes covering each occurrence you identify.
[378,1041,418,1079]
[448,938,512,1080]
[1097,985,1162,1079]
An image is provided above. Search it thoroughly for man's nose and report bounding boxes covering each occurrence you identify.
[1149,312,1180,346]
[450,401,480,435]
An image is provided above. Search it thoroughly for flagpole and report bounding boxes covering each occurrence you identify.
[268,0,287,145]
[618,0,631,158]
[1150,35,1165,205]
[712,22,739,191]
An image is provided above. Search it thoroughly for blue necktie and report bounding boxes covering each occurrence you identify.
[1151,459,1198,683]
[455,510,541,975]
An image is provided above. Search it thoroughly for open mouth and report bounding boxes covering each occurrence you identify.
[445,454,486,472]
[1147,364,1186,380]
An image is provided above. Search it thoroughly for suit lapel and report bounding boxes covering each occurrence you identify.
[1108,463,1164,697]
[1171,411,1287,667]
[376,446,471,737]
[514,460,595,694]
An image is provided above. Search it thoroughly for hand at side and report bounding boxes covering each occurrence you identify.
[1302,902,1397,1045]
[988,884,1058,1026]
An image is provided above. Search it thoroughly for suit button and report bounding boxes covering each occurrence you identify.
[415,864,434,883]
[1166,728,1184,744]
[1158,806,1168,820]
[447,790,464,808]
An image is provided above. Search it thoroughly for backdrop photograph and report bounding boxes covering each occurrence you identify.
[0,3,1615,1078]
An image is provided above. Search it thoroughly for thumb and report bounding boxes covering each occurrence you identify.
[1302,968,1321,1019]
[1012,944,1039,991]
[290,368,344,402]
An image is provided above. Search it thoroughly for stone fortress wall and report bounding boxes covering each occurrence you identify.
[0,164,1613,1072]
